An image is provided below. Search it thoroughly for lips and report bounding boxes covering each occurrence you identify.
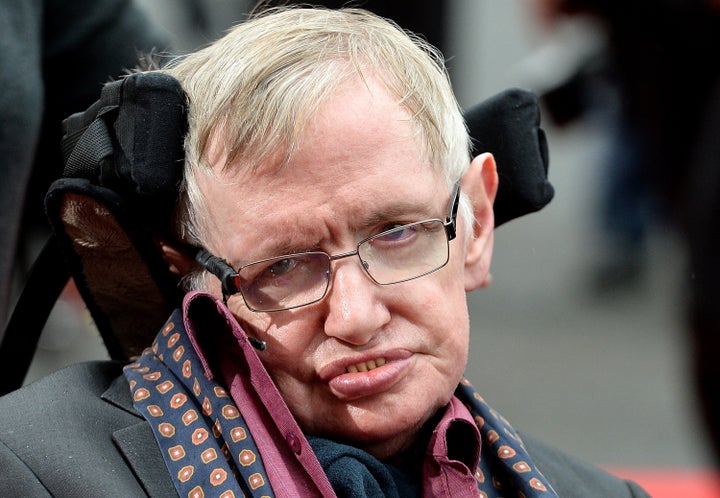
[320,352,413,400]
[318,350,411,382]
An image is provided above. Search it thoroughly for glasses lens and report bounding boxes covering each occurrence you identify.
[358,220,449,284]
[237,252,330,311]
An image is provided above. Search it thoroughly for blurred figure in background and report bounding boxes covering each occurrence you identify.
[0,0,170,349]
[524,0,720,466]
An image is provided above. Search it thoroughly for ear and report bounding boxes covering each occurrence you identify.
[462,153,498,291]
[157,240,197,276]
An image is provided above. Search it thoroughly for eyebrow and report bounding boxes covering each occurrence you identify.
[356,201,439,229]
[234,199,442,265]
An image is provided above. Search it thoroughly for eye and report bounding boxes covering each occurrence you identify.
[377,224,416,242]
[240,256,297,284]
[260,257,298,279]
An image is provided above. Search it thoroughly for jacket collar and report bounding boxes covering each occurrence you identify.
[103,370,178,496]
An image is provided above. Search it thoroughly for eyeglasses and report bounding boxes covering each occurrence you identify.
[194,182,460,312]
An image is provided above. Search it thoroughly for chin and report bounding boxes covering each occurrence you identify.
[321,405,431,458]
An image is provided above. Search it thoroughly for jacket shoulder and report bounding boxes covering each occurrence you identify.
[0,360,128,414]
[522,433,651,497]
[0,361,159,497]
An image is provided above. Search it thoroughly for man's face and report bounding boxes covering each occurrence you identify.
[198,76,473,458]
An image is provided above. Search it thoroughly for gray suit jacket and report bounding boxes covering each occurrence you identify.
[0,361,649,497]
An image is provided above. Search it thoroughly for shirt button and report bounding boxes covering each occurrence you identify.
[286,432,302,454]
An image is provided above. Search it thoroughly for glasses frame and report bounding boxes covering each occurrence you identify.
[193,181,461,312]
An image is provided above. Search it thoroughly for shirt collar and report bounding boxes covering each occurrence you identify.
[427,396,482,471]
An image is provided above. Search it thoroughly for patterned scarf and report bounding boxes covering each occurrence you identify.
[124,304,557,498]
[124,313,274,498]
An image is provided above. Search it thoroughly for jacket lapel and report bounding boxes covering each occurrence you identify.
[113,422,178,497]
[103,372,178,497]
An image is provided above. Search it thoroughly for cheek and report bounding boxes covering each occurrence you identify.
[233,310,319,385]
[412,261,470,328]
[415,266,471,369]
[396,270,470,358]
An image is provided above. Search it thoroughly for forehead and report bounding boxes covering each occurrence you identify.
[198,76,447,256]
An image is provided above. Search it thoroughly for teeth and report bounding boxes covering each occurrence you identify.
[346,358,386,373]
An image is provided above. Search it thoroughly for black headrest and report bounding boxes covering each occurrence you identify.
[465,88,553,226]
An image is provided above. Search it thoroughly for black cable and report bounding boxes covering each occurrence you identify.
[0,235,69,395]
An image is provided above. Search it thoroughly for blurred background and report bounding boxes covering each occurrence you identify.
[11,1,720,495]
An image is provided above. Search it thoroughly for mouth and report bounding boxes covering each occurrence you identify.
[316,350,412,384]
[322,354,413,400]
[346,358,387,373]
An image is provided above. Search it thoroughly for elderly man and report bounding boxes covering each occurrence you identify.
[0,6,649,497]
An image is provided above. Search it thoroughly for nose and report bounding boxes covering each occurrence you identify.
[322,256,391,345]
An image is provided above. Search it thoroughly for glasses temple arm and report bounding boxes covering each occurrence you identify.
[193,248,240,296]
[444,181,461,241]
[191,247,268,350]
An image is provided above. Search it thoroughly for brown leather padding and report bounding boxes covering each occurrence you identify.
[58,192,176,358]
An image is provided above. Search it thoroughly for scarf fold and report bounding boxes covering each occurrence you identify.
[124,294,557,498]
